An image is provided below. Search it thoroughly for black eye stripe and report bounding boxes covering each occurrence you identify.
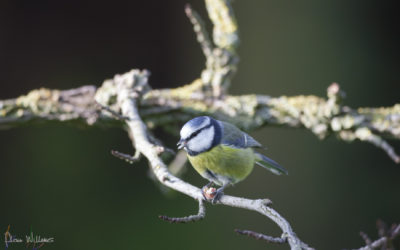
[192,130,201,137]
[187,124,212,141]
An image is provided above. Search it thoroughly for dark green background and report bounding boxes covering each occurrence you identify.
[1,1,399,249]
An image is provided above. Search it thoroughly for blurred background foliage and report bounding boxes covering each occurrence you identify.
[0,0,399,249]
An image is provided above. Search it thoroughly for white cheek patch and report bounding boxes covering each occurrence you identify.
[180,126,193,140]
[187,126,215,153]
[180,117,210,139]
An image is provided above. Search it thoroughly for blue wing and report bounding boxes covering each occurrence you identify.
[219,121,262,148]
[217,121,287,175]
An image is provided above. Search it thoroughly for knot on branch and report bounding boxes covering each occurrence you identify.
[326,82,345,115]
[95,69,151,114]
[201,47,239,97]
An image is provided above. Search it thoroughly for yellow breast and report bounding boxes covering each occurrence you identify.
[187,145,255,184]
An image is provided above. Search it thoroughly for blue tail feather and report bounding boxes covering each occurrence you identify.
[255,153,288,175]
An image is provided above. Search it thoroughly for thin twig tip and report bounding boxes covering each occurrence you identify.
[184,3,192,13]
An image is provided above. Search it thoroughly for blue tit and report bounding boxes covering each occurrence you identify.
[177,116,287,201]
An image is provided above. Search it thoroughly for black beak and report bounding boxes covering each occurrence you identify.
[177,139,186,150]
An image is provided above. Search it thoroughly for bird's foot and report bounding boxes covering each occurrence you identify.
[202,187,217,201]
[210,187,224,204]
[202,183,226,204]
[201,182,215,200]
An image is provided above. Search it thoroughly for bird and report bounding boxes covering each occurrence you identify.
[177,116,287,202]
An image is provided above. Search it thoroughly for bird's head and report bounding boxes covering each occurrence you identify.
[177,116,221,156]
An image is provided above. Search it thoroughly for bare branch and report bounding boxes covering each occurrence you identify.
[185,4,213,59]
[216,195,312,249]
[111,150,140,164]
[235,229,287,244]
[353,128,400,163]
[354,221,400,250]
[356,237,388,250]
[360,231,372,246]
[392,224,400,237]
[200,0,240,97]
[159,199,206,223]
